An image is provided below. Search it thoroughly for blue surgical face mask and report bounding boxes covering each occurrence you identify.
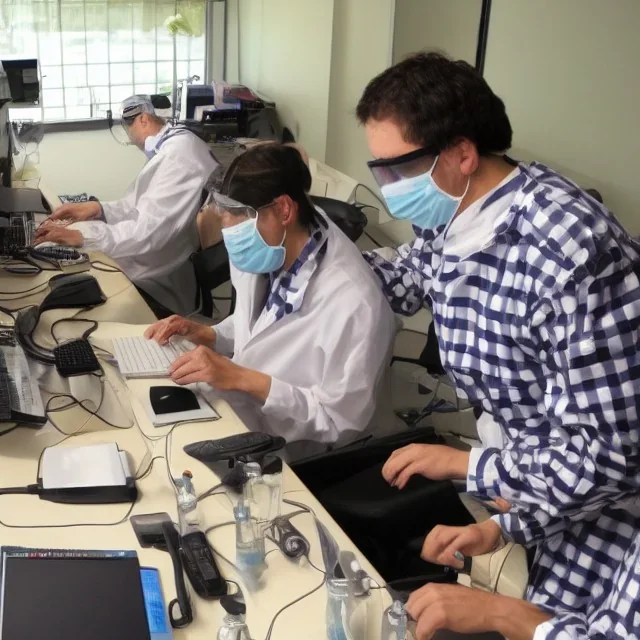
[222,215,286,274]
[380,156,469,231]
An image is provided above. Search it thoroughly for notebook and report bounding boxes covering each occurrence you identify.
[0,549,151,640]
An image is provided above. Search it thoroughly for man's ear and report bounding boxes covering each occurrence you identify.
[277,195,296,227]
[456,138,480,177]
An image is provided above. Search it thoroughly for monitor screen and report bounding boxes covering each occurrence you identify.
[1,59,39,104]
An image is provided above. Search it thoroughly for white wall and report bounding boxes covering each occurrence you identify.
[37,129,144,201]
[485,0,640,233]
[227,0,335,162]
[393,0,481,64]
[325,0,395,196]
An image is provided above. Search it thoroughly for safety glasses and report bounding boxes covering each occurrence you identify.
[367,147,437,188]
[204,191,275,221]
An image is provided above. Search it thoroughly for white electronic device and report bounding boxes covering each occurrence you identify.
[111,336,195,378]
[38,442,137,504]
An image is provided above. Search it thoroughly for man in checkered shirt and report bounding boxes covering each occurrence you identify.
[357,52,640,639]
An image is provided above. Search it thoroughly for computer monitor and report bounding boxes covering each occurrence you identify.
[1,59,39,104]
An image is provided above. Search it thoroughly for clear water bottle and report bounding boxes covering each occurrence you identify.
[381,600,412,640]
[176,470,200,536]
[234,500,266,578]
[326,578,356,640]
[243,461,282,526]
[217,595,252,640]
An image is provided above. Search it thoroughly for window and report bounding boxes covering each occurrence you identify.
[0,0,206,122]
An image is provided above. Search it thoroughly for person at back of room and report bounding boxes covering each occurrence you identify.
[145,143,397,461]
[34,94,217,317]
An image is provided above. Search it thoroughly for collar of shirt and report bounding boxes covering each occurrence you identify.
[263,213,329,324]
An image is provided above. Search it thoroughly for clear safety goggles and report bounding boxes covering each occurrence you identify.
[111,100,152,145]
[367,147,437,188]
[204,190,275,222]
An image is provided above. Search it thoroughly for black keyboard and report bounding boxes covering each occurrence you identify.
[0,356,12,421]
[53,339,101,377]
[1,223,27,256]
[29,245,84,262]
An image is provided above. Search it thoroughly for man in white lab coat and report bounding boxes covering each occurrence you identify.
[35,95,217,316]
[146,144,397,460]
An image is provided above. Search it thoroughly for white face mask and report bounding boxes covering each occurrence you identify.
[144,134,159,159]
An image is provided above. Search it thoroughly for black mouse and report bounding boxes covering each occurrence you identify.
[150,386,200,415]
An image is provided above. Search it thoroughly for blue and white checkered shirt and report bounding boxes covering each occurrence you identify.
[263,213,329,325]
[365,162,640,638]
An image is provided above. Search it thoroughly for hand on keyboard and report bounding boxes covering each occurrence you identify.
[145,315,216,347]
[169,345,250,394]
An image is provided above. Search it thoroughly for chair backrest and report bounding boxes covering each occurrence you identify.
[309,195,367,242]
[191,207,230,317]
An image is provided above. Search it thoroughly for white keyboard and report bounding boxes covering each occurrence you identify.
[111,336,195,378]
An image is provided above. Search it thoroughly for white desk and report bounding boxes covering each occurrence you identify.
[0,254,391,639]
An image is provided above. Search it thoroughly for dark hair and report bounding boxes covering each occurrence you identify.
[356,51,512,155]
[220,144,316,228]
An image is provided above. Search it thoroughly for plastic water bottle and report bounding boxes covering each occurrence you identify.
[176,470,200,536]
[381,600,412,640]
[243,461,282,525]
[217,595,252,640]
[326,578,355,640]
[234,501,266,578]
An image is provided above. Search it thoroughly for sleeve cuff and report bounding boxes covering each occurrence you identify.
[532,613,587,640]
[466,446,501,495]
[262,377,292,420]
[212,321,234,357]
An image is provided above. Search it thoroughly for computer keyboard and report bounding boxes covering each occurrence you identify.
[0,217,27,257]
[112,336,196,378]
[0,339,46,426]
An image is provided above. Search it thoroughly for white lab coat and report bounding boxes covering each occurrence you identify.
[210,215,398,461]
[75,126,217,314]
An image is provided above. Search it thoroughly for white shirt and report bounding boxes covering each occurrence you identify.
[74,126,217,314]
[210,215,398,461]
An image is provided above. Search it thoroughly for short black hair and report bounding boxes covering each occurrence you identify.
[220,143,316,228]
[356,51,512,156]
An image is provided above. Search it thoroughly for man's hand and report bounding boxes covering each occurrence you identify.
[144,315,215,347]
[49,201,101,223]
[33,225,84,247]
[169,346,271,401]
[406,583,551,640]
[382,444,470,487]
[421,520,502,568]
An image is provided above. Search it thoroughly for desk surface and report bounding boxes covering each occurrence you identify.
[0,252,391,639]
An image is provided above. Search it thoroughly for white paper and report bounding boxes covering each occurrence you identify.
[41,443,127,489]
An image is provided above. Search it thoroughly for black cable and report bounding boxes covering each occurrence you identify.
[45,392,134,436]
[0,280,49,297]
[50,317,98,345]
[197,482,224,502]
[91,261,121,273]
[136,455,164,481]
[363,230,384,249]
[264,571,327,640]
[0,425,19,438]
[0,484,38,496]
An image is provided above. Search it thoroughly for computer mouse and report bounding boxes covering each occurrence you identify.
[49,272,96,289]
[150,386,200,415]
[35,241,60,248]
